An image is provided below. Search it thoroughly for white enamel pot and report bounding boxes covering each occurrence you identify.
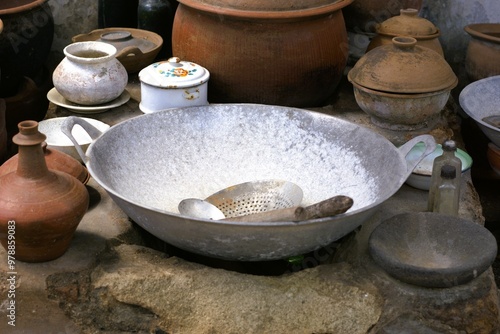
[138,56,210,113]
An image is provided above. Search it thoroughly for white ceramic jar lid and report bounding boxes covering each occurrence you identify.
[139,57,210,88]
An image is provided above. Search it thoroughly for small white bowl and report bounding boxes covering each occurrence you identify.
[405,143,473,190]
[38,117,110,162]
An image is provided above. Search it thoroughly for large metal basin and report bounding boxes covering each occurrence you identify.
[63,104,435,261]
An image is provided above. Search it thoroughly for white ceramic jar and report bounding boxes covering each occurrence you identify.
[53,41,128,105]
[138,57,210,113]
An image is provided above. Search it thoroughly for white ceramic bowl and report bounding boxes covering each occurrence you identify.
[459,75,500,147]
[38,117,110,162]
[405,143,473,190]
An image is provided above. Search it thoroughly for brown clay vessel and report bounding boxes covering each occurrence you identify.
[348,37,457,130]
[0,121,89,262]
[0,99,6,164]
[172,0,353,107]
[464,23,500,81]
[0,142,90,184]
[367,8,443,56]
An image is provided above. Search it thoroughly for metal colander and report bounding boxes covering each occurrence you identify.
[205,180,303,218]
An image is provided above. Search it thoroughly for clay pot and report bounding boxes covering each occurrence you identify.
[0,121,89,262]
[4,71,51,136]
[0,142,90,184]
[487,142,500,177]
[464,24,500,82]
[367,8,443,56]
[0,0,54,97]
[72,27,163,74]
[172,0,353,107]
[343,0,423,33]
[53,41,128,105]
[0,99,6,163]
[348,37,457,130]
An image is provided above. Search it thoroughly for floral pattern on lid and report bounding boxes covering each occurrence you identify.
[139,57,210,88]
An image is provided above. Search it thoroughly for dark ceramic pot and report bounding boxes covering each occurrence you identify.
[172,0,353,107]
[0,0,54,97]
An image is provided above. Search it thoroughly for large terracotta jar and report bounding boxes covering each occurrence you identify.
[343,0,423,33]
[0,121,89,262]
[0,0,54,97]
[172,0,353,107]
[464,24,500,82]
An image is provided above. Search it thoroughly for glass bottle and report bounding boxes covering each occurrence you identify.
[138,0,176,60]
[98,0,139,28]
[427,140,462,211]
[432,165,460,216]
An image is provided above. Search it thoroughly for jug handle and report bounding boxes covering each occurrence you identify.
[61,116,103,165]
[398,134,436,178]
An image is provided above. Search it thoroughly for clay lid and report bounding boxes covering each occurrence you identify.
[348,37,457,94]
[178,0,353,18]
[376,8,440,38]
[139,57,210,88]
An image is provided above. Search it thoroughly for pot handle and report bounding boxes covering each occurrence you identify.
[61,116,103,164]
[398,134,436,177]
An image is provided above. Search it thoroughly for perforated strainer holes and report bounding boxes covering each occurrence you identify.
[216,192,296,218]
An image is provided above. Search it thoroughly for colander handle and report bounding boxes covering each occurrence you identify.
[61,116,104,165]
[399,134,437,178]
[223,195,353,222]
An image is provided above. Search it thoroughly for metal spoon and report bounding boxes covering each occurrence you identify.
[178,198,226,220]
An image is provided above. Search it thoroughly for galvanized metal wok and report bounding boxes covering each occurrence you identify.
[63,104,435,261]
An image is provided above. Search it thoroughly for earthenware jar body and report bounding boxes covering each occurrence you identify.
[0,99,7,163]
[343,0,423,33]
[0,0,54,97]
[0,121,89,262]
[172,0,353,107]
[52,41,128,105]
[464,24,500,81]
[348,37,457,130]
[367,8,443,56]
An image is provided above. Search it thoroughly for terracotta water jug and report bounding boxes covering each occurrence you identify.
[0,120,89,262]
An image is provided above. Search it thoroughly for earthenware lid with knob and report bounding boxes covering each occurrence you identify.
[376,8,440,38]
[348,36,458,94]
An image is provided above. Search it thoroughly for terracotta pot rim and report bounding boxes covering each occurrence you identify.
[177,0,353,19]
[465,23,500,44]
[350,80,456,97]
[0,0,47,15]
